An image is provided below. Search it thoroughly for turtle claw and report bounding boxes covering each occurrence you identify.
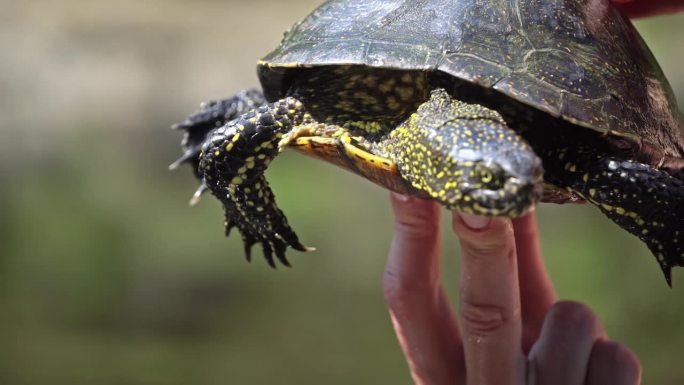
[243,239,255,263]
[230,218,308,268]
[273,241,291,267]
[225,202,304,269]
[189,182,208,206]
[262,242,276,268]
[169,148,200,170]
[659,263,673,288]
[170,121,189,130]
[288,239,312,253]
[238,233,299,268]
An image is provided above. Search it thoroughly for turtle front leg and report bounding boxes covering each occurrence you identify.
[541,144,684,285]
[199,98,315,266]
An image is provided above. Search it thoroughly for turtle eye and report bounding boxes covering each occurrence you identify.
[481,169,494,184]
[473,163,505,190]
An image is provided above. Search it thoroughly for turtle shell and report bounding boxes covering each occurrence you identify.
[258,0,684,158]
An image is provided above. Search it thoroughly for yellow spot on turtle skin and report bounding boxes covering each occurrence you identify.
[642,229,649,235]
[214,150,220,156]
[237,124,245,131]
[225,143,234,152]
[232,133,240,143]
[231,176,244,185]
[396,87,414,101]
[378,81,394,93]
[589,188,597,197]
[615,207,626,215]
[582,173,589,183]
[363,74,378,86]
[256,207,264,212]
[636,218,645,226]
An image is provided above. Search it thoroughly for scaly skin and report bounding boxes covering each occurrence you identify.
[538,143,684,285]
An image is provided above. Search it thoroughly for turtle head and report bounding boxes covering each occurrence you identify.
[449,140,544,217]
[393,89,544,217]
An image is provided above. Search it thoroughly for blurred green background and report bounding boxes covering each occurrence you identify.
[1,1,684,384]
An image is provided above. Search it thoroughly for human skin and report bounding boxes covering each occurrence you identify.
[385,195,641,384]
[614,0,684,18]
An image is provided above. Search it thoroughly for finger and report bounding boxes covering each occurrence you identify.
[385,193,464,385]
[586,340,642,385]
[453,213,526,385]
[386,193,442,290]
[512,212,557,353]
[613,0,684,18]
[528,301,607,385]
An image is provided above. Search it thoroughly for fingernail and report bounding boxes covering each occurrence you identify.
[391,192,412,202]
[458,213,491,230]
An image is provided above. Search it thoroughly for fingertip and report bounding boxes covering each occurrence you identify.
[545,301,606,340]
[389,192,440,232]
[587,340,642,385]
[452,212,513,254]
[458,213,492,230]
[530,301,609,385]
[390,191,411,203]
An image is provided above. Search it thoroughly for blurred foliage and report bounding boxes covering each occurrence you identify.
[1,0,684,384]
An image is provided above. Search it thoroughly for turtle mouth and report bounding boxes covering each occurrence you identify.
[465,174,544,217]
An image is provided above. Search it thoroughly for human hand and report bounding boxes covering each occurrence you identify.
[613,0,684,18]
[384,194,641,385]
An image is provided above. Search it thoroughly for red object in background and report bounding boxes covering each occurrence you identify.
[614,0,684,18]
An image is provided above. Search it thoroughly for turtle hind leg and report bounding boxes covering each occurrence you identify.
[170,89,266,178]
[200,97,313,266]
[541,145,684,285]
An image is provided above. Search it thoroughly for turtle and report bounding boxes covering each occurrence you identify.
[171,0,684,284]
